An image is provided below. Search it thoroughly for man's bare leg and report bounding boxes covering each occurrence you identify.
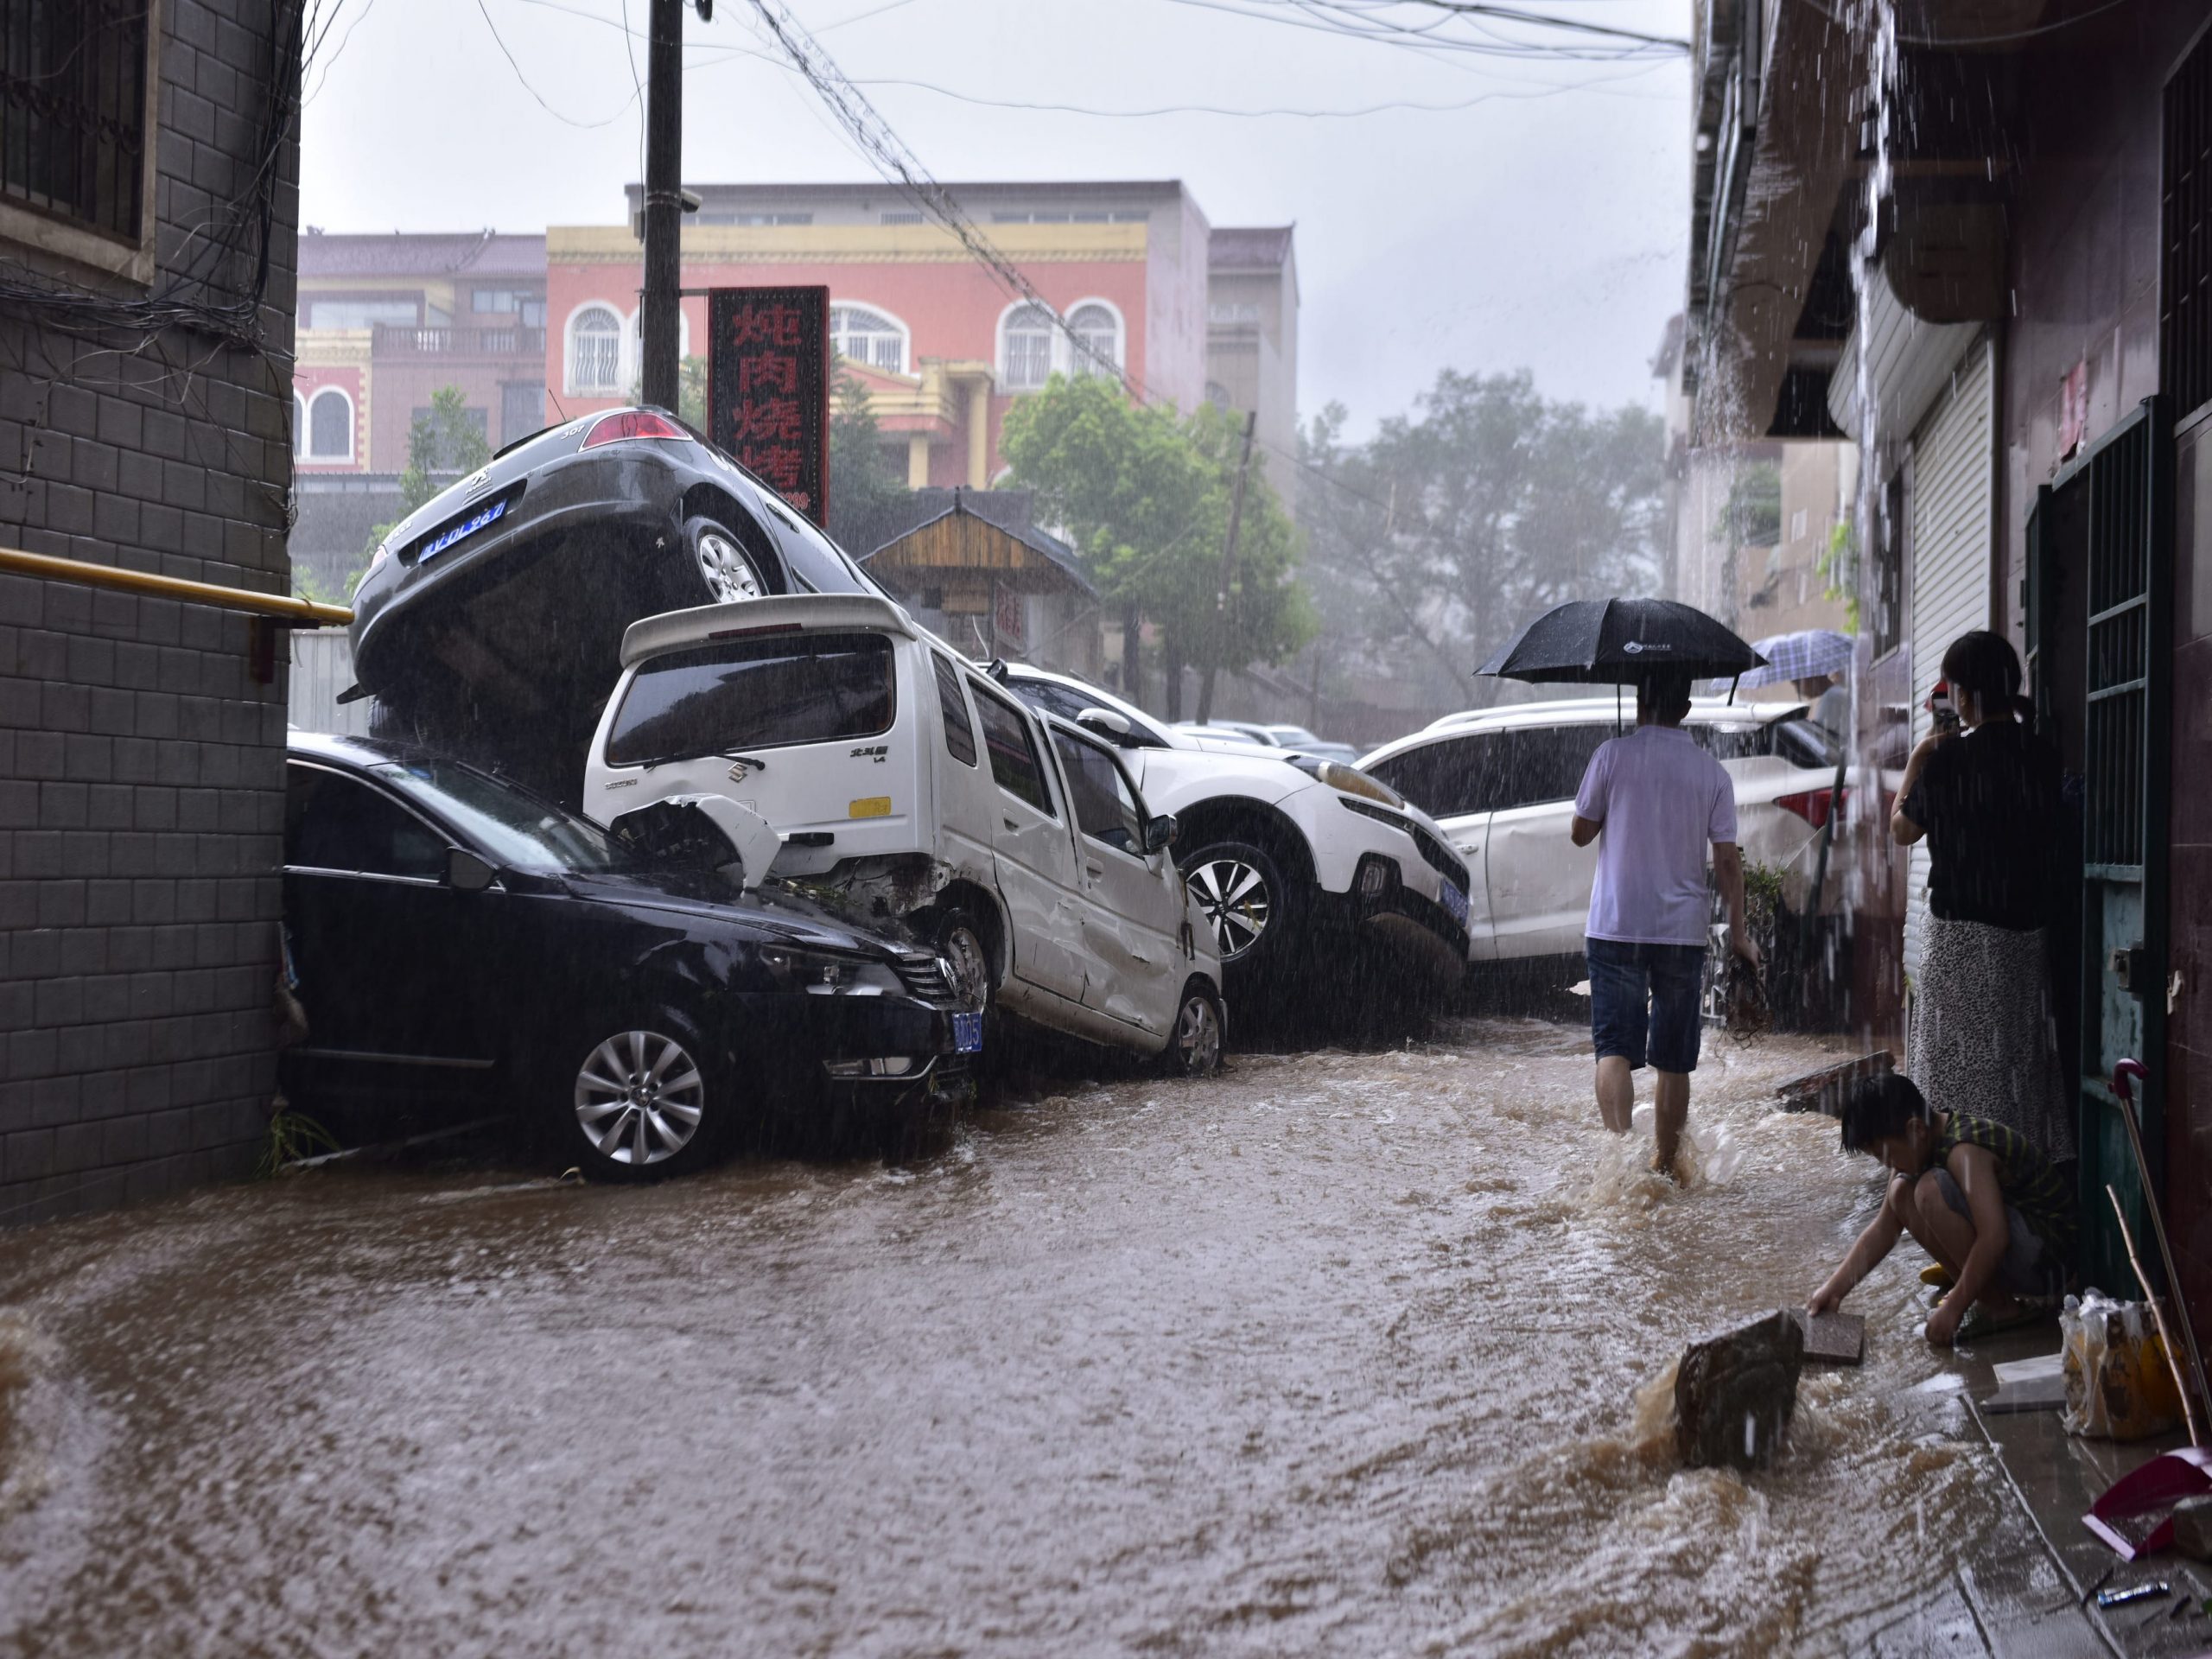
[1595,1055,1635,1134]
[1653,1069,1690,1177]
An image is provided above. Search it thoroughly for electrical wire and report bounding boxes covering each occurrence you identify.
[470,0,641,128]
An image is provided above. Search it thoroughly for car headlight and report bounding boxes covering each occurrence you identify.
[760,947,904,995]
[1287,753,1404,808]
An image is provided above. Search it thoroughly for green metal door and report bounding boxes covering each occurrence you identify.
[2044,396,2173,1283]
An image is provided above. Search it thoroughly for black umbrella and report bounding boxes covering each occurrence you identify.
[1476,597,1767,685]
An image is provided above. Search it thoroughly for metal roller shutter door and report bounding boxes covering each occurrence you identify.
[1903,334,1996,982]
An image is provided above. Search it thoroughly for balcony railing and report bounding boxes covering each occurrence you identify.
[372,325,547,359]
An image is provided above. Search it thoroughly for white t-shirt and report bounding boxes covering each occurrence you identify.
[1573,724,1738,947]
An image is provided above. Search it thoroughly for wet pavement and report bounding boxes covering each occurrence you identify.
[0,1017,2164,1656]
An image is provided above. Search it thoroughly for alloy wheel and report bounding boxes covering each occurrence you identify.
[1173,991,1223,1073]
[1189,856,1272,961]
[574,1029,706,1166]
[695,530,766,604]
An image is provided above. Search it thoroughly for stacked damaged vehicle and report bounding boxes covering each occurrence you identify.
[312,408,1224,1176]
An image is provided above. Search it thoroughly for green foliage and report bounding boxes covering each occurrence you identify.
[678,353,709,430]
[398,385,491,514]
[1713,460,1782,547]
[255,1102,340,1179]
[1295,370,1669,710]
[1001,374,1313,690]
[827,368,911,544]
[1818,518,1863,632]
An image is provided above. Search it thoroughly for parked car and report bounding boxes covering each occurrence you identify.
[1256,724,1362,766]
[1357,697,1855,963]
[281,731,978,1179]
[577,596,1227,1073]
[996,664,1472,997]
[1173,720,1283,747]
[346,405,879,810]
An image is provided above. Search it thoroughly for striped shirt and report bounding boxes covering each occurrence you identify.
[1934,1112,2075,1260]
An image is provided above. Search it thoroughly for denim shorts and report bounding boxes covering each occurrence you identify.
[1586,937,1707,1074]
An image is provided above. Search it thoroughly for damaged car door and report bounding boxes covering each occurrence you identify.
[1049,725,1183,1037]
[967,683,1090,1008]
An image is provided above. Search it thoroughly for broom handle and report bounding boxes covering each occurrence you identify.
[2107,1182,2207,1448]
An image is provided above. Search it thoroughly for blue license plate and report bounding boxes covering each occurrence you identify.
[419,497,507,563]
[1440,880,1470,927]
[952,1011,984,1053]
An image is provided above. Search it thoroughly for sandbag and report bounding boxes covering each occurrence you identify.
[2061,1289,2183,1441]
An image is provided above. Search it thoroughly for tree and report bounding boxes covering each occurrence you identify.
[1297,370,1667,714]
[1001,374,1313,717]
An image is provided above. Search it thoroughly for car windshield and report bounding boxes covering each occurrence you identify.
[370,758,628,872]
[1007,673,1173,747]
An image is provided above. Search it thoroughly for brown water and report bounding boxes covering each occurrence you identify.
[0,1019,2039,1656]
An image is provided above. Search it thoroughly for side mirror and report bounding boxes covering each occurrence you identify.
[1143,813,1178,855]
[447,847,498,893]
[1078,707,1134,743]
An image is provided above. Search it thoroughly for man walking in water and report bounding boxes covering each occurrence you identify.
[1570,669,1758,1179]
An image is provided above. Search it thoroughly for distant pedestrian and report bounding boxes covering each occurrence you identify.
[1795,672,1849,741]
[1891,631,2072,1164]
[1570,669,1760,1179]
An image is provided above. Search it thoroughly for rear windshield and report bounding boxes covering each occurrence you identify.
[606,631,895,767]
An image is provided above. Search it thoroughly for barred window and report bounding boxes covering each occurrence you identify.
[0,1,149,243]
[1001,302,1055,391]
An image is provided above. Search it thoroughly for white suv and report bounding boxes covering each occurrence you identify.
[1358,697,1850,963]
[997,664,1473,995]
[579,596,1225,1072]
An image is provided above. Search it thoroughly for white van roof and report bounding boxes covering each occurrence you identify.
[620,594,918,670]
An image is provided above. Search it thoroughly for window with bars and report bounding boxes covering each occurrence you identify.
[1067,302,1119,378]
[2164,27,2212,421]
[1002,302,1055,390]
[570,305,622,393]
[0,0,149,244]
[830,302,907,375]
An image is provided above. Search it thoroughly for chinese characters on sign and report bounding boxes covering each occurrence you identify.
[706,286,830,526]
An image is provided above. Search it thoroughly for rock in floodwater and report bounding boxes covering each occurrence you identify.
[2174,1494,2212,1560]
[1674,1310,1807,1471]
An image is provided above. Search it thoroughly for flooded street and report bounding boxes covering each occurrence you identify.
[0,1020,2043,1657]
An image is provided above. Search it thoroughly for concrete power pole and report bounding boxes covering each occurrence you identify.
[1196,410,1258,725]
[640,0,687,413]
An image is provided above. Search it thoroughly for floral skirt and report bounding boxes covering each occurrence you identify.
[1908,918,2075,1163]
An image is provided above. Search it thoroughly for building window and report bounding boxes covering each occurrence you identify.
[410,404,488,468]
[471,287,545,327]
[501,382,545,446]
[830,303,908,374]
[0,0,149,244]
[1208,301,1260,324]
[569,304,623,394]
[1001,303,1056,391]
[696,211,813,226]
[880,211,923,225]
[1067,302,1120,378]
[307,389,353,461]
[307,299,420,331]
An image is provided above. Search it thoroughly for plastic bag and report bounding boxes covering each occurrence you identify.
[2061,1289,2184,1441]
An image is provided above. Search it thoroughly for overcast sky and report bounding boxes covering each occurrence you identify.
[297,0,1691,436]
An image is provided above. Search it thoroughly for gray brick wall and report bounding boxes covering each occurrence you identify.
[0,0,299,1224]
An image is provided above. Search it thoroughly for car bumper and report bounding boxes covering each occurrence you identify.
[735,992,972,1118]
[1308,864,1471,985]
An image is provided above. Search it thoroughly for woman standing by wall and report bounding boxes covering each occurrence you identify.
[1891,631,2073,1162]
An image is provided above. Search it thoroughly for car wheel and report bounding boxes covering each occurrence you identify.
[1159,980,1225,1077]
[1182,838,1292,969]
[682,514,768,607]
[933,907,994,1016]
[556,1015,728,1181]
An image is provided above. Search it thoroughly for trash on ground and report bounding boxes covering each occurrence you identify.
[1981,1351,2068,1414]
[2082,1446,2212,1561]
[1673,1308,1804,1471]
[2064,1290,2185,1441]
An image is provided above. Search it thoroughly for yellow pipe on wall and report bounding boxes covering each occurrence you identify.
[0,546,352,628]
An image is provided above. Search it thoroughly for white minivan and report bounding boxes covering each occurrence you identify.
[581,595,1226,1071]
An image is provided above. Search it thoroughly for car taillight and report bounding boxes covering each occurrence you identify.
[581,409,691,448]
[1775,785,1849,830]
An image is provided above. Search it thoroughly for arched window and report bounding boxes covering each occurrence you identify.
[569,305,623,394]
[830,303,909,374]
[1067,302,1120,378]
[620,308,692,400]
[1001,302,1056,391]
[308,388,352,460]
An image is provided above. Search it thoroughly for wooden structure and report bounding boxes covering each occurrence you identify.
[858,491,1096,660]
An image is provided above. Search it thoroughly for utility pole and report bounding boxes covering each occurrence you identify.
[640,0,689,412]
[1196,410,1258,725]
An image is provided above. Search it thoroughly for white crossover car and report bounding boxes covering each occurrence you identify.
[579,595,1225,1072]
[1359,697,1853,963]
[998,664,1472,995]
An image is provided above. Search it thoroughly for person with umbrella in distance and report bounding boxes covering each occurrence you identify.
[1480,599,1769,1181]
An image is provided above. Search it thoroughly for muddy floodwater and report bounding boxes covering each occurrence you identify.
[0,1018,2047,1656]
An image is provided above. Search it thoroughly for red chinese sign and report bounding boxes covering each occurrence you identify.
[706,286,830,526]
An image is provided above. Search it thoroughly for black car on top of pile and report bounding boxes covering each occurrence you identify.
[348,406,879,807]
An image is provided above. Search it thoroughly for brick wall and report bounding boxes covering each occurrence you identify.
[0,0,300,1224]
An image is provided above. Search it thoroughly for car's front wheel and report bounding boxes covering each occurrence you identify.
[1182,837,1294,975]
[681,514,768,607]
[553,1014,729,1181]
